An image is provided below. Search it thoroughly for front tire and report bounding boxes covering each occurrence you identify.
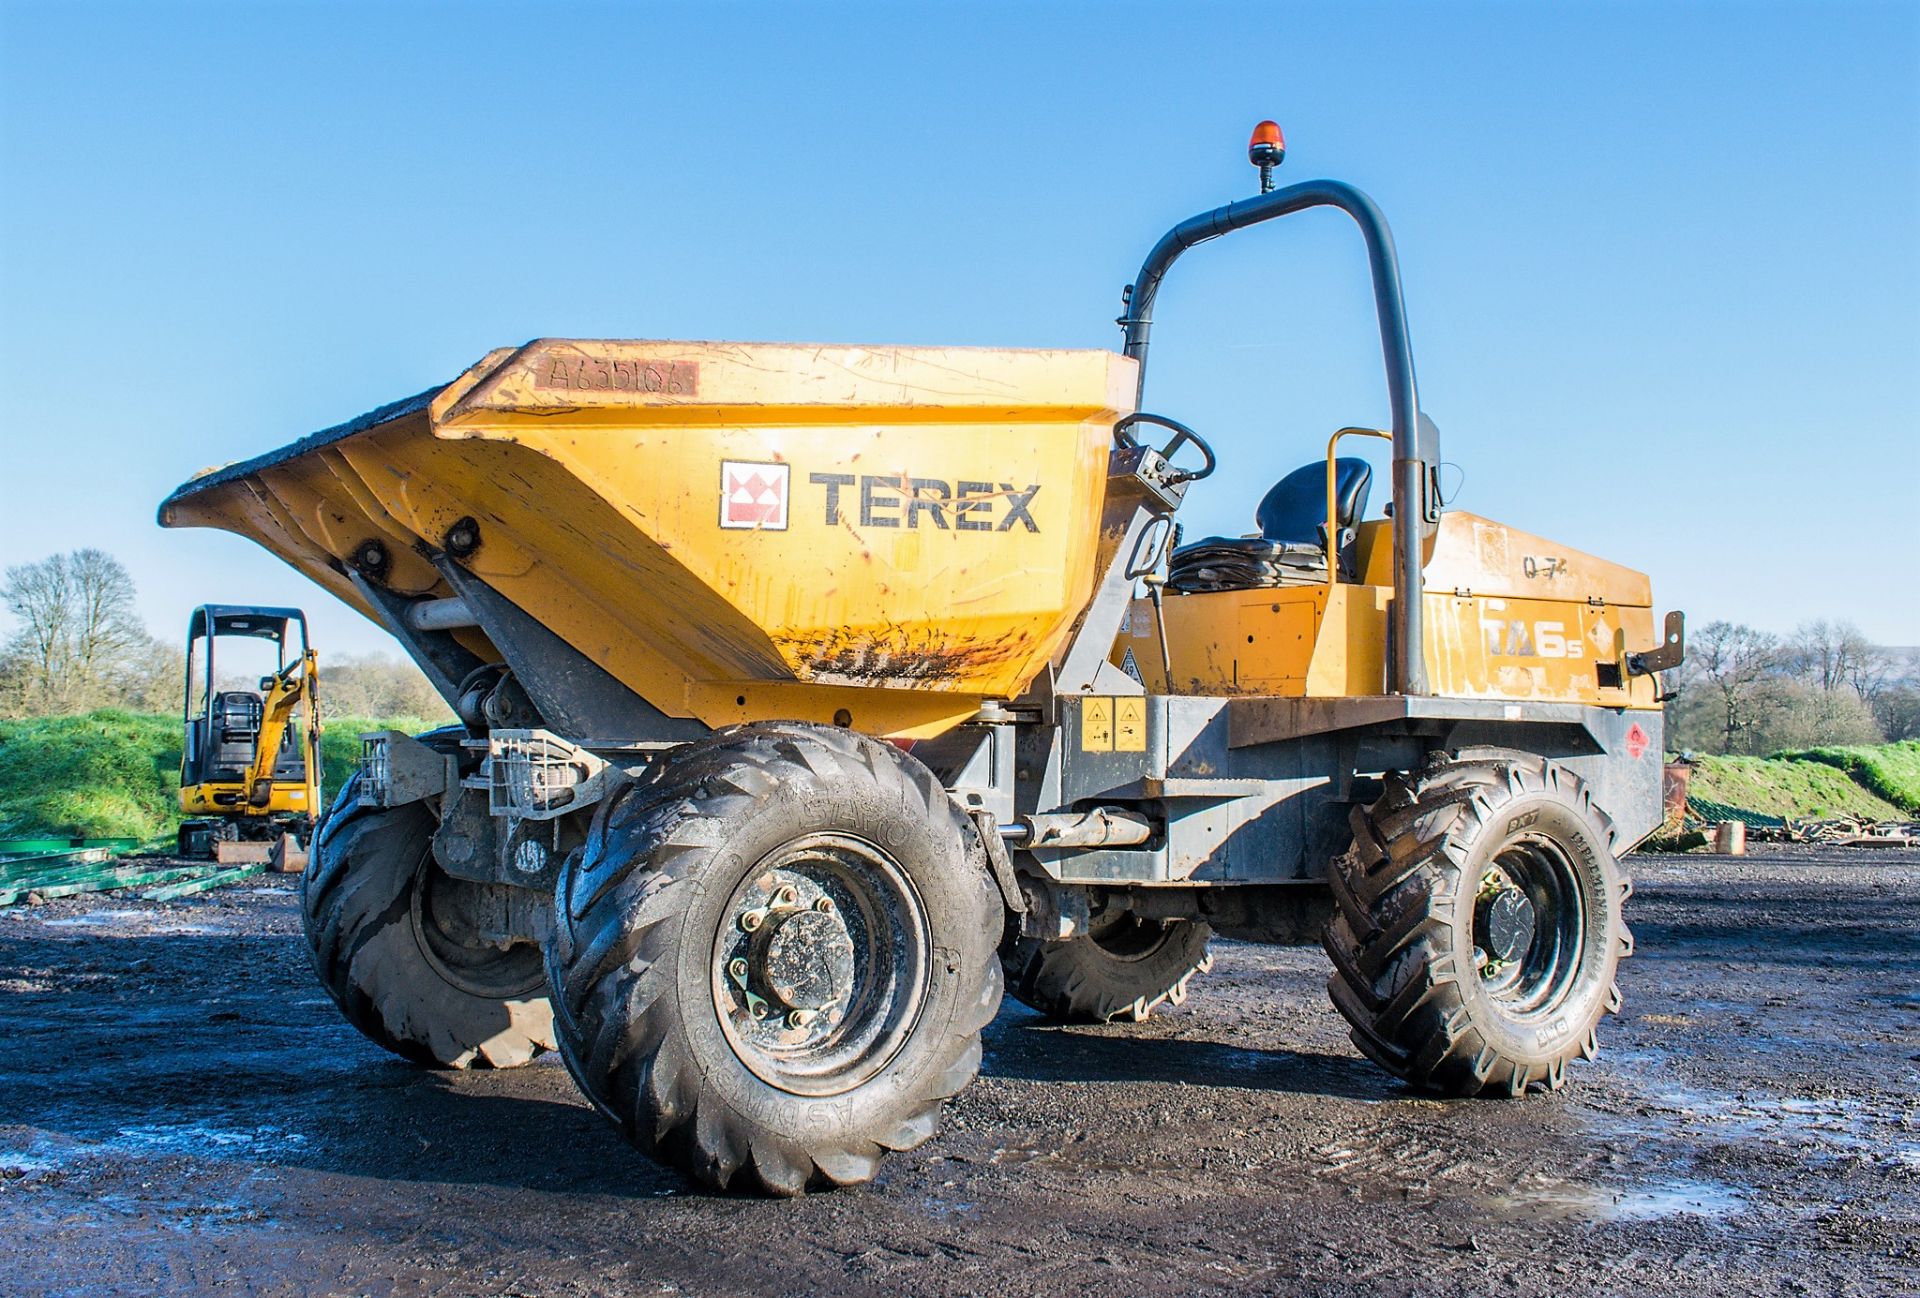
[302,768,555,1069]
[547,723,1004,1196]
[1323,754,1632,1096]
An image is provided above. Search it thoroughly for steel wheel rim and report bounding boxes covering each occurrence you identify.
[409,850,545,1000]
[711,832,930,1097]
[1086,911,1178,963]
[1473,834,1586,1020]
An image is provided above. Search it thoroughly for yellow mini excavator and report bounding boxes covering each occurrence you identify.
[175,605,322,859]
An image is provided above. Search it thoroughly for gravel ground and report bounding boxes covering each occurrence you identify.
[0,845,1914,1297]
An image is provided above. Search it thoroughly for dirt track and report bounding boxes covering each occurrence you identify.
[1,845,1915,1297]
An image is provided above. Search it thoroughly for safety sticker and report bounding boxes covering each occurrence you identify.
[1080,696,1146,753]
[1081,698,1114,752]
[1625,722,1650,760]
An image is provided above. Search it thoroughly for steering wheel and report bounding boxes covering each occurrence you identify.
[1113,413,1217,485]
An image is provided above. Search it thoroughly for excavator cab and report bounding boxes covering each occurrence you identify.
[177,605,322,859]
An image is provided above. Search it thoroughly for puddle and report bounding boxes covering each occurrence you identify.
[1502,1176,1747,1223]
[0,1148,61,1177]
[32,910,233,936]
[1598,1050,1910,1160]
[1628,1084,1890,1155]
[35,910,151,928]
[0,1129,291,1239]
[917,1192,980,1219]
[979,1138,1146,1179]
[989,1143,1054,1166]
[109,1122,309,1159]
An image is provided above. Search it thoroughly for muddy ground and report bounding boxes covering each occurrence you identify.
[1,845,1914,1297]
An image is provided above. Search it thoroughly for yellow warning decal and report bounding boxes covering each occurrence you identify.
[1082,697,1114,751]
[1114,697,1146,752]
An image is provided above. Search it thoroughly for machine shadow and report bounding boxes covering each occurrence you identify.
[0,908,1388,1202]
[0,925,686,1199]
[980,1002,1393,1101]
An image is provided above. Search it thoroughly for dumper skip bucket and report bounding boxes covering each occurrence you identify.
[161,340,1137,738]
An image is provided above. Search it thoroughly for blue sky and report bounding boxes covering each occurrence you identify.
[2,0,1916,661]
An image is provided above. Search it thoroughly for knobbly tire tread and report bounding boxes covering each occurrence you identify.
[547,723,1003,1196]
[302,762,555,1070]
[1004,920,1214,1024]
[1322,752,1633,1097]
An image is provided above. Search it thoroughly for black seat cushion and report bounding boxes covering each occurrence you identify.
[1165,537,1328,594]
[1255,457,1372,544]
[1164,458,1374,595]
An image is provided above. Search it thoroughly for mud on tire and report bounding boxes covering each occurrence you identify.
[547,722,1004,1196]
[1004,916,1213,1023]
[1323,753,1633,1096]
[302,766,555,1069]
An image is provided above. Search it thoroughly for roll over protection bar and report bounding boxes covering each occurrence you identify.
[1119,179,1435,696]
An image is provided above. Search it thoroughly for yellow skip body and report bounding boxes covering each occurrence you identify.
[163,341,1133,739]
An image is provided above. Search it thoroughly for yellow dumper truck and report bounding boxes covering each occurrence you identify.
[160,126,1681,1195]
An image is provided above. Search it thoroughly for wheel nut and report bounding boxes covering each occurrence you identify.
[727,958,748,983]
[813,896,834,914]
[773,885,799,908]
[739,909,766,933]
[786,1009,816,1029]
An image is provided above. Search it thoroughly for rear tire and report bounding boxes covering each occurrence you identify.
[547,723,1003,1195]
[1004,915,1213,1023]
[302,767,555,1069]
[1323,753,1632,1096]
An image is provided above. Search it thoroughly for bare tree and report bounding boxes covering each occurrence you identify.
[1875,680,1920,742]
[125,637,188,714]
[1787,619,1882,695]
[4,556,76,708]
[1678,621,1782,754]
[319,652,454,723]
[1,549,149,714]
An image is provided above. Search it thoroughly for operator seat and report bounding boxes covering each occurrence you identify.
[1166,458,1373,594]
[210,690,265,776]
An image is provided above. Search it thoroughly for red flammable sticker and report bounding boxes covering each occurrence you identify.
[1625,723,1650,760]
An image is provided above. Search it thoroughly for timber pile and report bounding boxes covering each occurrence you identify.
[1678,799,1918,848]
[1789,816,1919,847]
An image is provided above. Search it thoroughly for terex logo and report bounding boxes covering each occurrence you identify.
[720,461,790,530]
[807,473,1040,533]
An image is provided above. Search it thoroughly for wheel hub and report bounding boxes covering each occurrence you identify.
[1477,884,1537,965]
[760,905,855,1014]
[726,880,857,1027]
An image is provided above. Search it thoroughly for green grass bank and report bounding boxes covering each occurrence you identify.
[0,710,442,845]
[1770,740,1920,815]
[1685,753,1906,823]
